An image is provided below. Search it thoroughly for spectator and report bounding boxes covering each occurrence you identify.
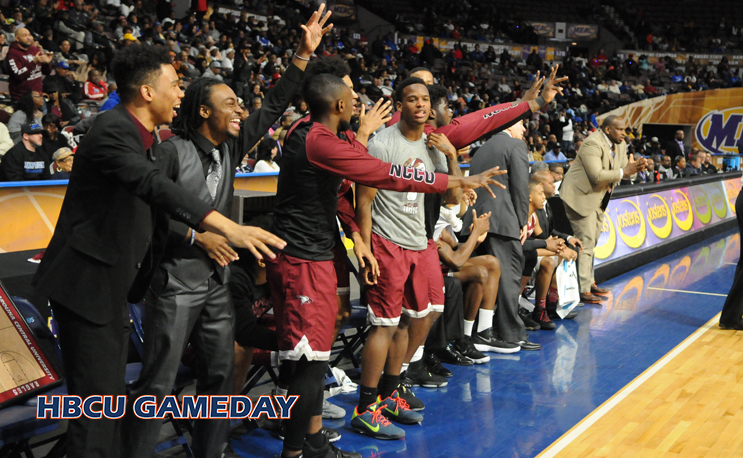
[0,124,49,181]
[544,142,567,162]
[666,129,685,158]
[253,137,280,173]
[46,61,82,104]
[8,91,45,143]
[6,28,53,101]
[701,152,718,174]
[532,143,545,162]
[100,90,121,111]
[43,82,79,124]
[51,146,74,179]
[549,162,565,191]
[82,69,109,100]
[53,40,86,71]
[658,155,675,180]
[271,114,294,141]
[40,113,70,158]
[202,60,223,80]
[685,153,703,177]
[0,122,12,161]
[673,155,687,178]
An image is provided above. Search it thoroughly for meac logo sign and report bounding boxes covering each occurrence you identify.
[695,107,743,155]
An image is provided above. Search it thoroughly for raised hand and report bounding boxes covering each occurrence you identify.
[521,71,544,102]
[297,3,333,57]
[357,98,393,143]
[456,166,508,198]
[427,133,456,159]
[541,65,569,104]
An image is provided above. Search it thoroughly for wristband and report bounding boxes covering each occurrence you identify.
[189,229,196,246]
[535,95,547,109]
[294,54,310,61]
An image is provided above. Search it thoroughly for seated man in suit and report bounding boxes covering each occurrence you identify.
[673,155,687,178]
[560,115,645,305]
[531,170,581,319]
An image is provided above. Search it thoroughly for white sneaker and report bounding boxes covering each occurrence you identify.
[322,398,346,419]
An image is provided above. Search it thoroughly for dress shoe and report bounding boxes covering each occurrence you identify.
[591,284,610,296]
[510,340,542,351]
[580,292,604,304]
[719,321,743,330]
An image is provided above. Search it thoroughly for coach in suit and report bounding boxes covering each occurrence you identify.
[32,45,284,458]
[560,115,645,304]
[665,129,686,159]
[462,122,540,350]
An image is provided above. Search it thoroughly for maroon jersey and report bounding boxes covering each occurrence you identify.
[272,121,449,261]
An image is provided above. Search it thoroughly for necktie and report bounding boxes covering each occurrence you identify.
[206,147,222,201]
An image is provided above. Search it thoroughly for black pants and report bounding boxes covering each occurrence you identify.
[479,234,527,342]
[123,276,235,458]
[51,301,130,458]
[721,192,743,325]
[426,276,464,350]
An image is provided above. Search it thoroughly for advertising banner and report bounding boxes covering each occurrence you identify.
[598,88,743,153]
[595,178,741,265]
[528,22,555,38]
[567,24,598,40]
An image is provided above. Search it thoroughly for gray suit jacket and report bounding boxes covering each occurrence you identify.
[461,131,530,240]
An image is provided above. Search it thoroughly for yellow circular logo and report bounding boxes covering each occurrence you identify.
[594,211,616,260]
[725,179,741,214]
[614,199,646,249]
[708,184,729,219]
[670,190,693,231]
[645,194,672,239]
[691,187,712,224]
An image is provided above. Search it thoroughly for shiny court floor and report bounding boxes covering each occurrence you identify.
[232,229,740,458]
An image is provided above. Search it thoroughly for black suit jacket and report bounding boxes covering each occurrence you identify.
[33,104,213,324]
[666,140,684,159]
[461,131,530,240]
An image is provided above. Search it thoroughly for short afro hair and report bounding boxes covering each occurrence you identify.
[111,44,173,104]
[394,77,427,104]
[303,73,349,118]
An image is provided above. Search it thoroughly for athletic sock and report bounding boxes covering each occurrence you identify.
[275,386,288,397]
[536,299,546,308]
[477,309,494,333]
[410,345,424,363]
[358,385,378,413]
[305,430,325,449]
[463,319,474,337]
[401,362,409,372]
[379,373,400,400]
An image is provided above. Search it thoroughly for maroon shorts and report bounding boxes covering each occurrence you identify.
[366,233,431,326]
[265,252,338,361]
[332,241,350,296]
[422,239,445,313]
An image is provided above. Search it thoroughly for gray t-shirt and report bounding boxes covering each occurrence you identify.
[368,124,448,250]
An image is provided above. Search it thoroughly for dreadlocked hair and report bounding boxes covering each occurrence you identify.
[171,78,224,141]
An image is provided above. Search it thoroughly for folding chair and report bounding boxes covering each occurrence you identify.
[330,256,370,369]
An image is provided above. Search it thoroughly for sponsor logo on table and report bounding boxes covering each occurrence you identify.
[670,190,693,231]
[645,194,672,239]
[615,199,646,248]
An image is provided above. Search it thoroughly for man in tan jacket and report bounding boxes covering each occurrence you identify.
[560,115,646,303]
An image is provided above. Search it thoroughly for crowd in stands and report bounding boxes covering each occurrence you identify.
[0,0,740,183]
